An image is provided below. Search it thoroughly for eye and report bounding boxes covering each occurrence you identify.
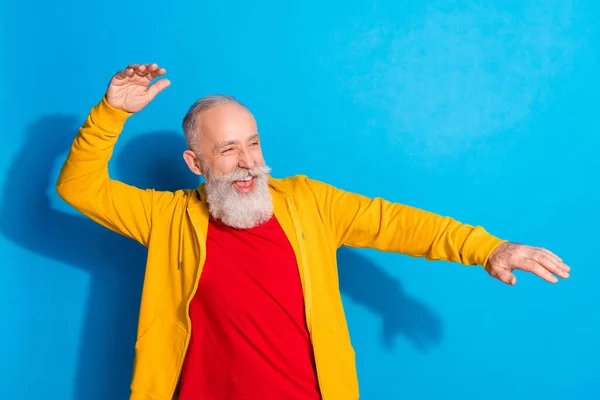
[222,147,235,154]
[249,140,259,147]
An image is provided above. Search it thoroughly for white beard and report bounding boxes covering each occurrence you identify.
[203,163,274,229]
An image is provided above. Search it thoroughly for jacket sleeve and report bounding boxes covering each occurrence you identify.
[307,178,506,267]
[55,96,175,247]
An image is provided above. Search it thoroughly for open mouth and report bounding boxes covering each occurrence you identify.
[232,176,255,193]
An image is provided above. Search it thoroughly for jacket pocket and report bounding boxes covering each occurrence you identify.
[134,314,157,349]
[130,316,188,400]
[312,325,359,400]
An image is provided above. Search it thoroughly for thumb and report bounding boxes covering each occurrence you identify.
[496,268,517,286]
[148,79,171,101]
[488,264,517,286]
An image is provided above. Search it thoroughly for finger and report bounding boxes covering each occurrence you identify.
[144,63,157,77]
[527,261,559,283]
[539,247,562,262]
[139,63,163,81]
[536,247,568,270]
[515,259,558,283]
[134,63,150,77]
[539,254,569,279]
[114,66,135,80]
[538,248,570,273]
[148,64,166,79]
[126,64,140,75]
[529,251,570,279]
[147,79,171,101]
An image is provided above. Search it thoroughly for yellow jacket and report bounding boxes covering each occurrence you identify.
[56,97,506,400]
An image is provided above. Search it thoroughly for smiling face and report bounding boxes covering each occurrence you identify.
[182,99,274,229]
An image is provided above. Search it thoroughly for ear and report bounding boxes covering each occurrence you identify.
[182,150,204,176]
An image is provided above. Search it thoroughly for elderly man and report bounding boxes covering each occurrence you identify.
[56,63,570,400]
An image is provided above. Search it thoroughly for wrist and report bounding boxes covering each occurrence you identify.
[89,96,133,134]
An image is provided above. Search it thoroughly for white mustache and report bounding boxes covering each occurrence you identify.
[216,164,271,183]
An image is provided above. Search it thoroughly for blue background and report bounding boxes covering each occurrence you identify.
[1,1,599,399]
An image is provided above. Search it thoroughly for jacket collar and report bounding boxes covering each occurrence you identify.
[180,175,300,274]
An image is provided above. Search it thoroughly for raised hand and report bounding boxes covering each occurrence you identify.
[105,63,171,113]
[485,242,570,285]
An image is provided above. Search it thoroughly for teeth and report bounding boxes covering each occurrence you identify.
[242,176,252,181]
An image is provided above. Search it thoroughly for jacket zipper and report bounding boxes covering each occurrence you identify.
[285,195,325,398]
[285,195,314,334]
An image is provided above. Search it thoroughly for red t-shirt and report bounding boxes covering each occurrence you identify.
[179,215,322,399]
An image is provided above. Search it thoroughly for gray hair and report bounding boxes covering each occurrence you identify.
[182,94,246,152]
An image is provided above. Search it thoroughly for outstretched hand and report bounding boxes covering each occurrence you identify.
[485,242,570,285]
[106,63,171,113]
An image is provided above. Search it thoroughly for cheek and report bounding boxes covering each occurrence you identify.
[253,148,265,163]
[213,158,239,176]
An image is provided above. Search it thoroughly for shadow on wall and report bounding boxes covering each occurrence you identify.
[0,115,442,399]
[337,247,443,351]
[0,115,197,400]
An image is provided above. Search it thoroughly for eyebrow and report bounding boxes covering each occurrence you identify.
[213,134,260,153]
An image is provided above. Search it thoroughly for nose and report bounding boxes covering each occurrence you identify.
[238,148,256,169]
